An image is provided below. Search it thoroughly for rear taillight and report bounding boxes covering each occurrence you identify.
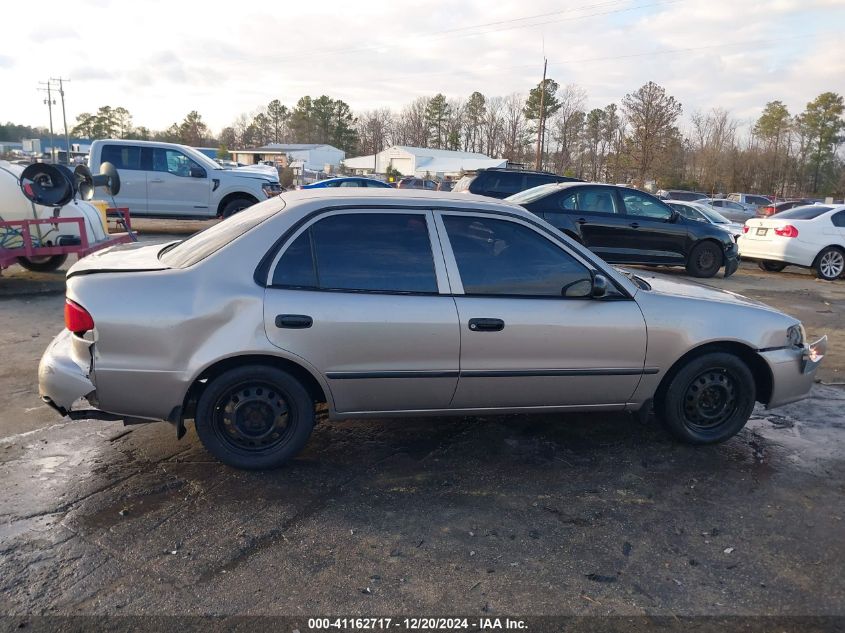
[774,225,799,238]
[65,299,94,334]
[761,206,775,215]
[742,225,750,234]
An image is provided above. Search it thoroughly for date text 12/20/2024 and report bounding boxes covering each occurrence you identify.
[307,618,528,630]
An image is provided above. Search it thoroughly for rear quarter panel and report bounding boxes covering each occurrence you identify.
[67,204,331,420]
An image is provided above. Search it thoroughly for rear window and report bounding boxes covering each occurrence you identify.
[775,206,832,220]
[506,183,561,204]
[159,201,282,267]
[100,144,142,171]
[473,171,524,195]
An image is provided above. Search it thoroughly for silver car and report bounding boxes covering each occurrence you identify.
[39,190,827,469]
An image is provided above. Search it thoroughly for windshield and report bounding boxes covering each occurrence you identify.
[159,200,283,267]
[775,205,832,220]
[694,204,731,224]
[506,183,561,204]
[181,145,221,171]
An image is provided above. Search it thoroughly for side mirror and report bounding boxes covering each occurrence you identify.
[190,166,207,178]
[591,273,608,298]
[667,208,680,223]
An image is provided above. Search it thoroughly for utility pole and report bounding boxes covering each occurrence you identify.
[534,58,547,171]
[38,82,56,163]
[51,77,71,164]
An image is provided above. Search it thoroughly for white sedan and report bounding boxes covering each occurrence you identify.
[738,204,845,280]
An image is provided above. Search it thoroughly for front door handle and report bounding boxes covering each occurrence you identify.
[468,318,505,332]
[629,222,640,228]
[149,178,164,183]
[275,314,313,329]
[576,217,587,224]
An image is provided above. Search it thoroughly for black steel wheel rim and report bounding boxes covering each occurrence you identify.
[212,381,293,451]
[681,368,738,432]
[697,248,717,271]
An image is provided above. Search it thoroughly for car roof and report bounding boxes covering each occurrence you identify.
[277,187,526,214]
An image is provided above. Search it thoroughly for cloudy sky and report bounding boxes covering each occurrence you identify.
[2,0,843,134]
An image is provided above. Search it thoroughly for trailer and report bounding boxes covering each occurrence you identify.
[0,208,135,273]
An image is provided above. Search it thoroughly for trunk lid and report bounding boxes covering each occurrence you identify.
[67,240,174,278]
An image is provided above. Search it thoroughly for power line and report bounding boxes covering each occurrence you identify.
[260,0,684,65]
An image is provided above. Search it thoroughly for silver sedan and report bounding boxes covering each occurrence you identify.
[39,190,827,469]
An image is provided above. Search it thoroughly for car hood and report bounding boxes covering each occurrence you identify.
[628,270,776,311]
[67,240,173,278]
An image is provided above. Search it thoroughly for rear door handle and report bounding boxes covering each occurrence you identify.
[275,314,313,329]
[629,222,640,228]
[576,217,587,224]
[149,178,164,183]
[468,318,504,332]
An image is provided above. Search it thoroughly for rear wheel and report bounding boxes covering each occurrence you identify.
[758,260,786,273]
[656,352,755,444]
[16,255,68,272]
[685,241,723,278]
[194,365,315,469]
[814,246,844,281]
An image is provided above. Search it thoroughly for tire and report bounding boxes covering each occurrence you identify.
[16,254,68,272]
[758,260,786,273]
[220,197,256,218]
[194,365,315,469]
[685,241,723,278]
[814,246,844,281]
[656,352,756,445]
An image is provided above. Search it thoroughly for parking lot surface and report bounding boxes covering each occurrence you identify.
[1,219,843,617]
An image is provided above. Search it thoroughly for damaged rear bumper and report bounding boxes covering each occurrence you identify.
[39,329,98,415]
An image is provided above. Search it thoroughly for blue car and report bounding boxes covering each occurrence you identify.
[302,177,392,189]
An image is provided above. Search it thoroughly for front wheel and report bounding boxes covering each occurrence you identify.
[194,365,315,469]
[814,246,844,281]
[17,254,68,272]
[685,241,723,278]
[220,197,256,218]
[758,260,786,273]
[656,352,755,444]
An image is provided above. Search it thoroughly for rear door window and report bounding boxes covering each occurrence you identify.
[100,144,142,171]
[574,186,619,214]
[272,213,437,293]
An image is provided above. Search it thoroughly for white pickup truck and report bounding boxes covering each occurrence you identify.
[88,139,283,218]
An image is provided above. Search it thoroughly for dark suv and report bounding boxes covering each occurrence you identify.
[453,168,580,199]
[508,183,739,278]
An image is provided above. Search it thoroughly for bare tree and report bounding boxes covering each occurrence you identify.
[622,81,683,183]
[356,108,393,155]
[502,93,528,163]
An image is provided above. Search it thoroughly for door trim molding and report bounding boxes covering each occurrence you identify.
[326,368,659,380]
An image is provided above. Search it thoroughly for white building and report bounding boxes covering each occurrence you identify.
[344,146,507,178]
[229,143,345,172]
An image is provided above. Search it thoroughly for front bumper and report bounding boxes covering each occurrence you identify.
[724,252,739,277]
[760,335,827,409]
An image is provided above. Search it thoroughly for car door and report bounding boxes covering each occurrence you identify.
[435,211,648,409]
[98,143,147,214]
[147,147,211,216]
[617,188,687,264]
[540,185,634,261]
[263,210,459,413]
